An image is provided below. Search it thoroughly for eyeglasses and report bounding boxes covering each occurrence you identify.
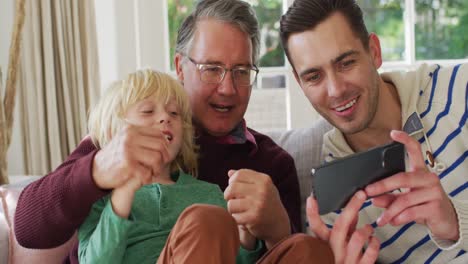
[187,57,259,86]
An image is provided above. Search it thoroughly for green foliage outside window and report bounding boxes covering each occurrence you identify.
[358,0,405,61]
[244,0,284,67]
[167,0,195,70]
[167,0,467,69]
[415,0,468,59]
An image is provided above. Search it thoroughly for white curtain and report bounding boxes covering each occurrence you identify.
[18,0,100,174]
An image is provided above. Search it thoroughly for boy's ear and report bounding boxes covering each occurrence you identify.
[174,53,185,84]
[368,33,382,68]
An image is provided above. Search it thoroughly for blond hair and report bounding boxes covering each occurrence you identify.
[88,69,198,176]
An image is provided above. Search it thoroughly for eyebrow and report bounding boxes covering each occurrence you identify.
[199,59,253,68]
[332,50,359,64]
[299,50,359,78]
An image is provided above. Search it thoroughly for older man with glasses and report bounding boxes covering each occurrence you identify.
[13,0,335,263]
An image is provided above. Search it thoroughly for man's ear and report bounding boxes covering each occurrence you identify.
[368,33,382,68]
[174,53,185,83]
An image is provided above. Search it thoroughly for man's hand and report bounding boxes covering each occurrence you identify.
[224,169,291,249]
[92,124,170,190]
[307,191,380,264]
[366,130,459,241]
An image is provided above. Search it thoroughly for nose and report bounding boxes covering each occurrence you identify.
[326,73,345,98]
[217,71,236,96]
[158,112,171,124]
[159,118,170,124]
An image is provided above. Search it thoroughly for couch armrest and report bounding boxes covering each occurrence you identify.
[0,190,9,264]
[1,176,42,263]
[1,176,77,264]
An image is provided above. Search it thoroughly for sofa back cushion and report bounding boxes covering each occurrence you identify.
[267,118,333,232]
[0,177,77,264]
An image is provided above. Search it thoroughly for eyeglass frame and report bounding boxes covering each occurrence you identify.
[186,56,259,86]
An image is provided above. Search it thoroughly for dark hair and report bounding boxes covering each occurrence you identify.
[175,0,260,63]
[280,0,369,65]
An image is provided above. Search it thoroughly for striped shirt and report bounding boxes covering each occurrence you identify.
[321,63,468,263]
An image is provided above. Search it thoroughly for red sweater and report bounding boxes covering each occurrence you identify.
[14,128,301,264]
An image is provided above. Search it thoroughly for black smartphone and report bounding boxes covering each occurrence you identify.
[311,142,405,215]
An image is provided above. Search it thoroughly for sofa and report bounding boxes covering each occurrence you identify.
[0,118,332,263]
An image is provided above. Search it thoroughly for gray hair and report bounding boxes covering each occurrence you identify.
[175,0,260,63]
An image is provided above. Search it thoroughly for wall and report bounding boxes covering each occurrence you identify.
[1,0,25,175]
[94,0,170,92]
[283,0,319,129]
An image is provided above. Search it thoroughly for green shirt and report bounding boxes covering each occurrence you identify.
[78,170,263,264]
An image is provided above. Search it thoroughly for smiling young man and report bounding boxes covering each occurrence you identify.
[280,0,468,263]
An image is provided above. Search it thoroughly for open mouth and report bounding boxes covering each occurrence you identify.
[210,103,233,113]
[162,131,173,142]
[334,97,358,112]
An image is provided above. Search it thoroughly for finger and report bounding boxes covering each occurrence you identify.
[124,130,170,163]
[226,198,250,214]
[346,224,373,263]
[377,187,439,226]
[360,235,380,264]
[224,181,256,200]
[130,147,165,170]
[228,169,265,185]
[113,161,151,188]
[130,163,152,186]
[228,169,237,177]
[144,139,170,164]
[388,203,434,226]
[231,211,252,226]
[120,125,168,150]
[371,193,397,208]
[132,124,168,138]
[390,130,426,171]
[366,170,433,197]
[330,191,366,251]
[306,196,330,241]
[347,213,358,238]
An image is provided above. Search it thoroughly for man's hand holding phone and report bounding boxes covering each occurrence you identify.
[366,130,459,242]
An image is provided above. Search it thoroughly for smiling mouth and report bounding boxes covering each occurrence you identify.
[334,97,358,112]
[210,103,233,113]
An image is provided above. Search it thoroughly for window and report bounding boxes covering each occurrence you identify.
[415,0,468,60]
[358,0,405,61]
[95,1,468,133]
[358,0,468,68]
